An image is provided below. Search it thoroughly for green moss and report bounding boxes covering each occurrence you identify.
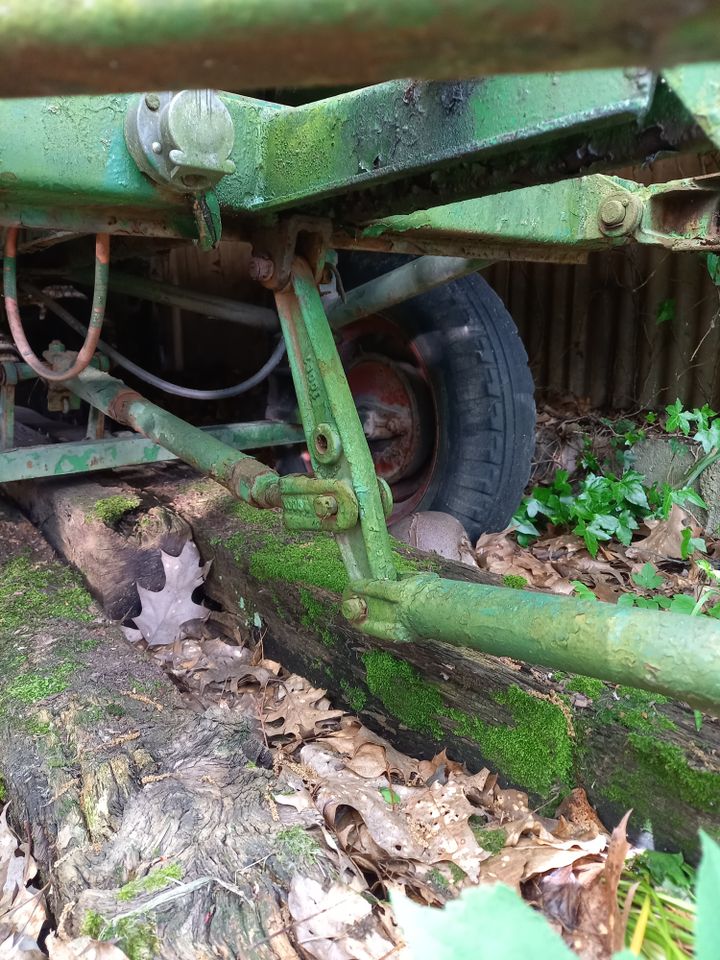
[226,499,282,529]
[447,862,466,884]
[248,532,349,593]
[607,735,720,817]
[3,663,77,704]
[0,556,93,633]
[89,495,141,526]
[118,863,183,902]
[502,574,528,590]
[340,678,367,712]
[24,717,51,737]
[568,676,605,699]
[389,537,440,575]
[448,686,574,796]
[427,867,450,893]
[0,775,6,803]
[596,686,675,734]
[299,587,337,646]
[81,912,158,960]
[276,826,319,866]
[470,822,507,855]
[363,651,444,737]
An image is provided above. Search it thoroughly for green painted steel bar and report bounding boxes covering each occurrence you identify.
[0,70,710,235]
[0,422,304,483]
[243,71,660,217]
[63,267,279,330]
[350,575,720,711]
[64,366,280,506]
[276,259,396,583]
[328,256,489,329]
[2,0,720,96]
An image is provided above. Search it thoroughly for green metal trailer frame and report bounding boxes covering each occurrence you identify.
[2,5,720,708]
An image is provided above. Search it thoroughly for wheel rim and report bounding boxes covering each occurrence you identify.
[340,315,438,524]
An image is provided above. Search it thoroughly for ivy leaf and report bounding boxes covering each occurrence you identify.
[694,419,720,454]
[665,399,694,436]
[668,594,696,615]
[631,563,664,590]
[681,526,707,561]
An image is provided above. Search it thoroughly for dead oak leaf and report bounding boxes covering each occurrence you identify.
[265,676,344,740]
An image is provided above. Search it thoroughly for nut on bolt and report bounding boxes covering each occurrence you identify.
[342,596,368,623]
[314,495,338,520]
[248,255,275,283]
[599,197,627,228]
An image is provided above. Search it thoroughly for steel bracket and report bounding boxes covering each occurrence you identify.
[277,475,359,532]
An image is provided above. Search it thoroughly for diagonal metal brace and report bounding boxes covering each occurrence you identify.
[274,258,396,582]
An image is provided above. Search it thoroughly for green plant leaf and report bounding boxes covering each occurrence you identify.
[668,594,697,615]
[696,832,720,960]
[707,251,720,285]
[572,581,598,601]
[656,298,675,325]
[694,420,720,455]
[392,884,577,960]
[665,399,694,436]
[680,526,707,560]
[631,563,664,590]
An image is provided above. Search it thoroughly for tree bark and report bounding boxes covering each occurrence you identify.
[4,467,720,860]
[0,496,367,959]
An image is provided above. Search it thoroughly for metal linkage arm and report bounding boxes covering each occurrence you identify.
[64,366,280,508]
[346,575,720,712]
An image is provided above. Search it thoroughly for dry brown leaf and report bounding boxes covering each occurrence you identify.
[288,875,396,960]
[317,718,420,782]
[265,676,344,740]
[626,504,696,562]
[46,934,130,959]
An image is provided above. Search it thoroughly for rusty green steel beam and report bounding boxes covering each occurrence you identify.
[0,422,304,484]
[0,70,711,235]
[2,0,720,97]
[341,171,720,261]
[348,574,720,711]
[64,366,280,506]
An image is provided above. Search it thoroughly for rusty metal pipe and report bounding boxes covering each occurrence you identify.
[64,365,280,507]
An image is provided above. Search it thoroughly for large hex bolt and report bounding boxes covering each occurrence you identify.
[314,495,338,520]
[248,255,275,283]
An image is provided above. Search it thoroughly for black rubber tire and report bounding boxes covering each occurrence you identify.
[340,253,536,541]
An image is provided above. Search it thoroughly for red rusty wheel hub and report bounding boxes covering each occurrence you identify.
[340,316,437,523]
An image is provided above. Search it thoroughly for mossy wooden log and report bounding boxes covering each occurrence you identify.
[0,496,362,960]
[6,468,720,859]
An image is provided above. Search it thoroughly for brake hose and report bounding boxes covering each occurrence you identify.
[21,281,287,401]
[4,226,110,381]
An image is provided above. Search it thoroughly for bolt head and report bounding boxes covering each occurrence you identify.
[248,255,275,283]
[342,597,368,623]
[151,141,162,155]
[314,495,338,519]
[144,93,161,112]
[599,198,627,228]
